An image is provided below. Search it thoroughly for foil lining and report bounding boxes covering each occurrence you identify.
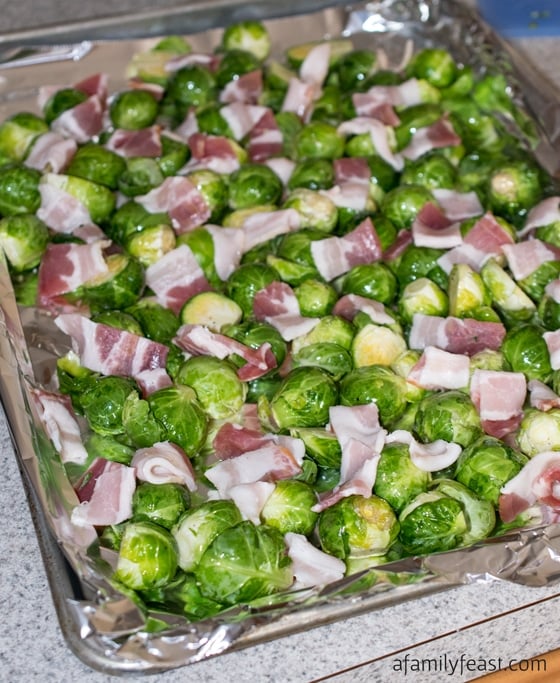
[2,0,560,674]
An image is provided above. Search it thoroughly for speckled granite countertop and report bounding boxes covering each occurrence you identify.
[2,2,560,681]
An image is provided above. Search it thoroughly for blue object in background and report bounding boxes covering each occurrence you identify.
[477,0,559,37]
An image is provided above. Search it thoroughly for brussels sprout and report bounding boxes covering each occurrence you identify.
[215,49,261,89]
[292,342,353,380]
[294,279,338,317]
[501,323,552,383]
[334,49,377,91]
[374,442,431,513]
[126,298,180,344]
[276,228,325,266]
[447,263,492,319]
[0,163,41,216]
[259,366,338,431]
[455,435,528,505]
[390,349,429,402]
[245,373,283,404]
[516,408,560,457]
[486,159,544,227]
[228,163,283,210]
[132,482,191,529]
[180,291,242,332]
[406,48,458,88]
[398,491,467,555]
[479,258,536,326]
[195,521,293,606]
[42,87,88,125]
[158,134,190,176]
[518,259,560,303]
[394,103,443,150]
[119,157,165,197]
[56,351,99,414]
[294,121,345,161]
[317,494,399,559]
[311,84,349,125]
[225,262,279,317]
[43,173,116,225]
[223,319,288,369]
[126,223,176,266]
[380,184,434,231]
[114,521,179,590]
[122,391,166,448]
[195,103,233,138]
[0,213,49,272]
[167,64,217,113]
[176,356,246,419]
[11,270,38,306]
[108,199,168,246]
[84,432,135,465]
[184,169,228,223]
[433,479,496,545]
[0,112,48,161]
[456,149,498,195]
[394,244,448,290]
[398,277,449,325]
[538,293,560,331]
[66,142,126,190]
[109,90,159,130]
[414,390,482,448]
[282,188,338,233]
[266,250,317,287]
[339,365,408,427]
[351,323,408,367]
[221,20,271,61]
[341,262,397,305]
[147,384,208,456]
[400,151,457,190]
[260,480,318,535]
[80,375,139,436]
[287,158,335,192]
[446,98,502,153]
[274,111,303,158]
[291,314,355,354]
[290,427,342,468]
[91,309,144,335]
[99,523,127,551]
[140,570,224,620]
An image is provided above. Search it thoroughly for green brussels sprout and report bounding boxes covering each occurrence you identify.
[380,184,434,230]
[276,228,325,266]
[456,149,498,194]
[118,157,165,197]
[406,48,458,88]
[538,293,560,331]
[366,155,400,201]
[282,188,338,233]
[501,323,552,383]
[109,89,159,130]
[394,244,448,290]
[66,142,127,190]
[292,342,353,380]
[394,103,443,150]
[84,432,135,465]
[171,500,242,572]
[225,262,279,317]
[245,373,283,404]
[99,523,127,551]
[447,263,491,318]
[108,199,169,246]
[351,323,407,368]
[147,384,208,457]
[195,521,293,606]
[167,65,217,111]
[259,366,338,431]
[291,314,355,353]
[285,38,353,70]
[0,163,41,216]
[0,112,48,161]
[518,259,560,303]
[195,103,233,138]
[287,158,335,192]
[228,163,283,210]
[339,365,408,426]
[114,521,179,590]
[516,408,560,457]
[398,277,449,325]
[294,279,338,317]
[184,169,228,223]
[432,479,496,545]
[140,570,224,621]
[215,49,261,89]
[122,391,165,448]
[446,98,502,153]
[290,427,342,468]
[260,480,318,535]
[43,88,88,125]
[223,319,288,369]
[275,111,303,158]
[414,390,482,448]
[221,20,271,61]
[126,223,176,266]
[390,349,429,402]
[80,375,139,435]
[374,441,431,513]
[398,491,467,555]
[317,494,399,560]
[341,262,398,305]
[480,258,536,326]
[455,435,528,505]
[265,253,320,287]
[132,482,190,529]
[294,121,345,161]
[535,220,560,248]
[91,309,144,335]
[158,134,190,176]
[334,49,377,91]
[175,356,246,419]
[124,299,180,345]
[400,151,457,190]
[311,84,349,125]
[176,225,220,285]
[11,269,38,306]
[0,213,49,272]
[180,291,242,332]
[43,173,115,225]
[56,352,99,414]
[486,159,544,227]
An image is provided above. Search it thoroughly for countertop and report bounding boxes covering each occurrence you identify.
[2,2,560,682]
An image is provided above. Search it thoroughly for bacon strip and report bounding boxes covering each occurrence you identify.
[409,314,506,356]
[285,532,345,588]
[470,369,526,439]
[137,176,210,234]
[132,441,197,490]
[253,281,320,341]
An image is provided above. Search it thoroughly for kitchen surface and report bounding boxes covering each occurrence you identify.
[2,1,560,681]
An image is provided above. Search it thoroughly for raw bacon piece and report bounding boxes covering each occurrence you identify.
[105,126,162,158]
[544,329,560,370]
[264,157,295,185]
[385,430,462,472]
[470,369,527,439]
[51,95,105,143]
[409,314,506,356]
[432,188,484,222]
[137,176,210,234]
[165,52,220,72]
[285,532,345,588]
[219,102,269,140]
[332,293,395,325]
[501,239,560,282]
[407,346,471,391]
[545,278,560,303]
[310,217,383,281]
[241,208,301,252]
[528,379,560,411]
[204,224,245,280]
[219,69,263,104]
[212,423,269,460]
[25,132,77,174]
[74,72,109,102]
[185,132,241,175]
[401,117,461,160]
[382,228,414,263]
[71,460,136,527]
[173,324,277,380]
[352,93,400,126]
[32,388,88,465]
[145,244,212,314]
[281,77,317,120]
[411,202,462,249]
[300,42,331,87]
[499,451,560,523]
[252,281,320,341]
[37,241,109,306]
[37,177,92,233]
[521,196,560,234]
[247,109,284,162]
[228,481,275,524]
[132,441,197,491]
[54,314,169,379]
[134,368,173,397]
[338,117,404,171]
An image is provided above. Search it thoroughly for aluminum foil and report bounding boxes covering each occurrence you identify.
[3,0,560,675]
